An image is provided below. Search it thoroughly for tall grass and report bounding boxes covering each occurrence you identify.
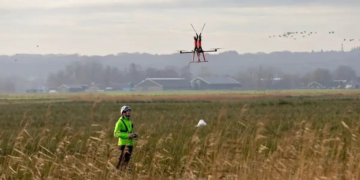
[1,95,360,179]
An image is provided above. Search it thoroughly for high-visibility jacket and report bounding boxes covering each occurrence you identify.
[113,116,134,146]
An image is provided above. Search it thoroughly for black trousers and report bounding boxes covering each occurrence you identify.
[116,145,133,170]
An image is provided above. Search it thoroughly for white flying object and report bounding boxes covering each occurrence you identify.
[196,119,207,127]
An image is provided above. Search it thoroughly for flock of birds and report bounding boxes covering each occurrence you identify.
[269,31,360,42]
[10,32,360,62]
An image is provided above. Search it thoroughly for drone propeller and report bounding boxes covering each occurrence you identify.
[200,23,206,34]
[191,23,206,35]
[191,24,198,35]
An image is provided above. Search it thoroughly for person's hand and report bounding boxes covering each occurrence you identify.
[133,133,138,139]
[128,133,134,139]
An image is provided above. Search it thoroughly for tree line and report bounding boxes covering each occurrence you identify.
[237,65,356,90]
[46,61,357,90]
[45,61,193,89]
[0,60,357,92]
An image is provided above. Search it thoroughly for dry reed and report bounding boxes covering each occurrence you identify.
[1,94,360,179]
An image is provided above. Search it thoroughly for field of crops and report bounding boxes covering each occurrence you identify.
[1,89,360,102]
[1,92,360,179]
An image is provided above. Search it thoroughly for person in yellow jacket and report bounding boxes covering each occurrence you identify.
[114,105,138,171]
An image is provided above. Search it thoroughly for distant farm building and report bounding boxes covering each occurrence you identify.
[58,84,88,93]
[134,78,192,92]
[88,82,133,92]
[25,89,39,93]
[345,79,360,89]
[307,80,349,89]
[88,82,107,92]
[307,82,324,89]
[190,76,241,90]
[110,82,133,91]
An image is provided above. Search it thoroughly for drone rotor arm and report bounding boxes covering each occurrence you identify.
[179,50,194,54]
[202,48,222,52]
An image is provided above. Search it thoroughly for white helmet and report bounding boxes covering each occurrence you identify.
[120,106,131,113]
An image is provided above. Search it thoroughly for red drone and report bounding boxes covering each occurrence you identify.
[178,24,221,63]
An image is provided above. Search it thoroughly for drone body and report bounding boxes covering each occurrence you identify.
[178,24,221,64]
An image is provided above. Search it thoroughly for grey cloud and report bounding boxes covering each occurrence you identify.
[2,0,358,35]
[2,0,359,12]
[201,0,360,7]
[81,0,360,9]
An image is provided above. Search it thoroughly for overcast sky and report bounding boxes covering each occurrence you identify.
[1,0,360,55]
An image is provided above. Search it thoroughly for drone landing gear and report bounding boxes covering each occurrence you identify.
[201,52,206,62]
[189,52,208,64]
[196,60,208,63]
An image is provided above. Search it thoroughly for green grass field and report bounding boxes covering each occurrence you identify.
[1,89,359,100]
[1,92,360,179]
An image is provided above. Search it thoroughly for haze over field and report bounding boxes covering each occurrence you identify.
[1,0,360,92]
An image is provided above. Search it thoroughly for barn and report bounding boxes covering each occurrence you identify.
[190,76,241,90]
[307,82,324,89]
[134,78,192,92]
[58,84,88,93]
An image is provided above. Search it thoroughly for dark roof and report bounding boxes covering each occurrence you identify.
[59,84,88,89]
[323,81,342,88]
[111,83,131,89]
[309,81,342,88]
[152,79,190,88]
[347,79,360,85]
[354,77,360,82]
[191,77,240,85]
[89,83,107,90]
[135,78,191,88]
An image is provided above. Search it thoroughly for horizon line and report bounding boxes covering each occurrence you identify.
[0,49,354,57]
